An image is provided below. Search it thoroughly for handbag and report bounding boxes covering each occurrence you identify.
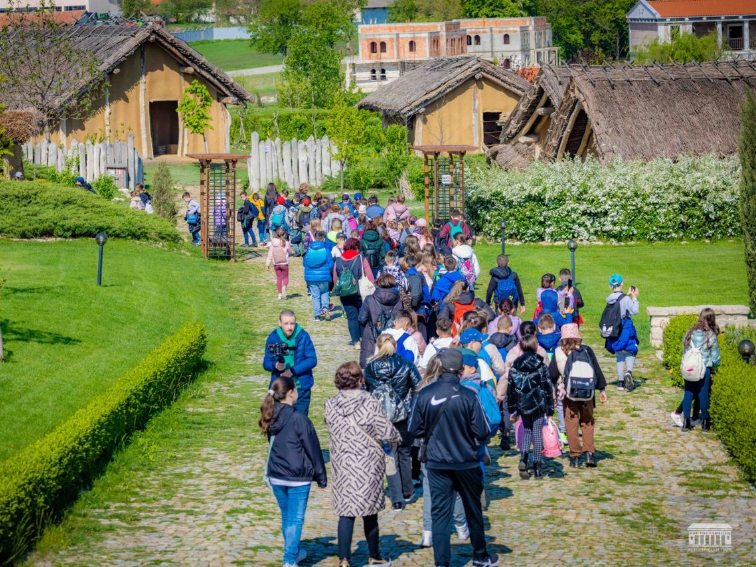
[358,255,376,300]
[542,417,563,458]
[348,415,396,476]
[262,434,276,490]
[418,386,458,463]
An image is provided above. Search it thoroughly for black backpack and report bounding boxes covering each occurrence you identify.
[371,307,396,339]
[236,206,245,223]
[364,247,380,269]
[599,294,626,339]
[406,273,424,308]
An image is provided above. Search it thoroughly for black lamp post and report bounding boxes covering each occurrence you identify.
[500,221,508,255]
[738,339,755,364]
[95,232,108,286]
[567,239,578,283]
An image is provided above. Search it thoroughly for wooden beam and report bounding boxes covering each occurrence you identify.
[220,96,239,105]
[576,119,593,158]
[180,66,195,74]
[519,134,539,145]
[139,45,149,158]
[557,101,583,160]
[514,91,548,145]
[536,106,555,116]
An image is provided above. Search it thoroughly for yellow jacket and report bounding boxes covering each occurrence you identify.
[250,198,265,220]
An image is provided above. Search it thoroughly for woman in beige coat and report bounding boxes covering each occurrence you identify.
[325,361,401,567]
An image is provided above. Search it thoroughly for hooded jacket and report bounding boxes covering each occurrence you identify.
[266,237,292,268]
[488,314,523,337]
[507,351,554,416]
[366,203,385,220]
[683,329,721,368]
[549,345,607,407]
[332,250,374,287]
[438,291,495,321]
[303,241,334,283]
[377,263,409,291]
[364,353,421,422]
[262,326,318,391]
[267,403,327,487]
[489,331,518,355]
[380,328,419,364]
[361,229,387,267]
[537,330,562,354]
[408,373,490,471]
[485,266,526,307]
[604,292,640,354]
[358,287,403,367]
[383,202,410,226]
[452,244,480,277]
[269,204,289,230]
[535,289,573,328]
[437,218,472,246]
[431,271,465,304]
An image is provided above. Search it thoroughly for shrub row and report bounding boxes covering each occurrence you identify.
[0,181,182,242]
[661,315,698,388]
[0,323,207,563]
[466,154,741,242]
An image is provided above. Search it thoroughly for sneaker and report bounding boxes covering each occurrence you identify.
[499,437,511,451]
[353,341,361,351]
[338,560,350,567]
[420,530,433,548]
[455,523,470,541]
[277,294,282,300]
[413,478,422,488]
[584,452,597,468]
[624,371,635,392]
[472,553,500,567]
[569,456,580,468]
[321,308,331,321]
[404,495,413,503]
[670,412,684,428]
[297,548,307,563]
[692,418,702,427]
[559,431,568,445]
[392,502,404,511]
[368,558,391,565]
[313,316,323,322]
[482,447,491,466]
[617,381,625,391]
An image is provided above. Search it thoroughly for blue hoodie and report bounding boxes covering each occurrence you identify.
[535,289,573,329]
[431,271,464,303]
[537,330,562,355]
[263,328,317,391]
[303,241,334,283]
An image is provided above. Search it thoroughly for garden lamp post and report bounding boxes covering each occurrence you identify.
[500,221,508,255]
[567,239,578,283]
[95,232,108,286]
[738,339,755,364]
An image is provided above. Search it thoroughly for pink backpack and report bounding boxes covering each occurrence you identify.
[459,258,475,287]
[347,216,358,232]
[542,418,563,458]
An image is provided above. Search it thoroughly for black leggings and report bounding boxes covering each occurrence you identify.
[338,514,379,560]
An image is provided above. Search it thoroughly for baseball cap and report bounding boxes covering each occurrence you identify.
[458,347,479,369]
[459,328,488,345]
[416,218,427,228]
[303,197,311,206]
[609,273,623,287]
[354,192,362,201]
[341,193,350,201]
[14,171,23,179]
[276,196,285,205]
[336,232,347,240]
[439,348,463,372]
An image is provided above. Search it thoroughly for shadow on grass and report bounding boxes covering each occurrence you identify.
[5,285,66,295]
[0,319,81,346]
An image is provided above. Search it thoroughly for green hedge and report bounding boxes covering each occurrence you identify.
[0,322,207,563]
[0,182,182,242]
[710,331,756,483]
[661,315,698,387]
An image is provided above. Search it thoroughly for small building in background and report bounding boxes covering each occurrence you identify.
[357,56,530,153]
[359,0,391,25]
[627,0,756,58]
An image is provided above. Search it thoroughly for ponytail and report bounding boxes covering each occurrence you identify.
[259,376,296,436]
[368,334,396,362]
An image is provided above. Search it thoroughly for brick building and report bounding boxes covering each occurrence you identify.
[346,17,560,92]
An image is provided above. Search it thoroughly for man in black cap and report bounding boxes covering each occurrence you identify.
[409,349,499,567]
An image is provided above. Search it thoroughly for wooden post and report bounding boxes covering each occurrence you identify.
[200,159,209,258]
[226,160,236,263]
[139,45,149,158]
[459,152,466,214]
[449,152,455,212]
[423,153,430,222]
[433,152,439,220]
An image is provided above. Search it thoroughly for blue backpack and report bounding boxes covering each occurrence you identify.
[396,333,415,363]
[461,380,502,433]
[270,209,286,231]
[495,274,519,305]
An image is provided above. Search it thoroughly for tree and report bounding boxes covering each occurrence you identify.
[158,0,212,23]
[633,32,723,64]
[389,0,418,22]
[739,88,756,316]
[151,161,180,221]
[326,91,366,190]
[417,0,462,20]
[463,0,524,18]
[0,0,104,139]
[120,0,153,18]
[248,0,303,55]
[177,80,213,152]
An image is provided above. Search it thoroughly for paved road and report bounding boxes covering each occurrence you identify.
[227,65,283,77]
[29,257,756,566]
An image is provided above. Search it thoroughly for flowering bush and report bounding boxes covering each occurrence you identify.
[466,154,740,242]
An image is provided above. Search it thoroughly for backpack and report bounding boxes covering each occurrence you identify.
[495,274,519,305]
[406,273,424,308]
[459,258,476,288]
[334,258,359,297]
[364,247,380,269]
[447,221,464,242]
[271,242,287,265]
[461,380,501,434]
[564,347,596,401]
[680,336,706,382]
[452,301,477,337]
[599,294,626,339]
[371,307,396,339]
[509,366,545,415]
[246,202,259,224]
[270,209,286,231]
[236,206,246,223]
[347,216,358,232]
[395,333,415,363]
[297,206,312,229]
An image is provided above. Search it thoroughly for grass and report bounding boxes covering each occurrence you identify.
[234,72,280,98]
[143,162,249,188]
[187,39,282,71]
[0,239,249,462]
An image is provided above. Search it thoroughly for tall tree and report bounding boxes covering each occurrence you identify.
[0,0,104,139]
[633,32,722,64]
[326,91,366,190]
[120,0,153,18]
[177,80,214,152]
[463,0,524,18]
[389,0,418,22]
[739,88,756,316]
[248,0,303,56]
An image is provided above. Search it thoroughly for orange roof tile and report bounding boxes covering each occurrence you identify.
[515,66,539,82]
[649,0,756,18]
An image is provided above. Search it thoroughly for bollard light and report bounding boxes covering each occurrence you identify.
[95,232,108,286]
[567,239,578,285]
[500,220,508,256]
[738,339,755,364]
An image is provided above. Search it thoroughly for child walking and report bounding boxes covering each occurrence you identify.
[267,228,293,300]
[604,274,640,392]
[680,308,720,432]
[508,334,554,480]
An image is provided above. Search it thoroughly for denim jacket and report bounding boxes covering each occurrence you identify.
[683,329,721,368]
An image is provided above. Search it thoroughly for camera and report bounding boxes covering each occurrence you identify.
[268,342,294,364]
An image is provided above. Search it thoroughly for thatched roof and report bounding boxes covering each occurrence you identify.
[0,23,253,113]
[357,56,530,120]
[487,143,534,170]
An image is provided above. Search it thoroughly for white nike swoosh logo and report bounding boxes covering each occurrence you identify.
[430,395,459,405]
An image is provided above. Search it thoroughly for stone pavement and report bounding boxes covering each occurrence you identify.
[29,258,756,566]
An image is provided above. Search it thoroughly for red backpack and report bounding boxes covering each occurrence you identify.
[452,301,477,337]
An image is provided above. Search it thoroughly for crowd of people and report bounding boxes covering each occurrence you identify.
[219,187,718,567]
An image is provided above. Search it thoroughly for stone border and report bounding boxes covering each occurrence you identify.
[647,305,753,347]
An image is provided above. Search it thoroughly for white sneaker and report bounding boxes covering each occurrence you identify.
[277,293,282,300]
[670,412,683,428]
[420,530,433,547]
[353,341,361,351]
[456,523,470,541]
[282,286,287,299]
[296,548,307,564]
[617,382,625,391]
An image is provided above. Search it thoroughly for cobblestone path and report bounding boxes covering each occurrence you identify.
[29,258,756,566]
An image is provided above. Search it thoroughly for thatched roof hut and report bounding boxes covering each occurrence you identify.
[491,61,756,168]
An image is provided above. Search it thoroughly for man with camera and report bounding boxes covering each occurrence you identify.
[263,310,318,415]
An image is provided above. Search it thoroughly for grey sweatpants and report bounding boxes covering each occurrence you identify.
[421,463,466,531]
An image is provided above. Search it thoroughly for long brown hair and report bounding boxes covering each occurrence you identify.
[420,355,443,388]
[684,307,720,348]
[560,338,583,357]
[445,280,468,305]
[259,377,296,436]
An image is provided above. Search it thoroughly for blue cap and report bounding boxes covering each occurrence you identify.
[459,328,488,345]
[458,347,478,368]
[609,273,623,287]
[353,192,362,201]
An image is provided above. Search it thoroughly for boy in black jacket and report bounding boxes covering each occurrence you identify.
[486,255,526,314]
[558,268,583,323]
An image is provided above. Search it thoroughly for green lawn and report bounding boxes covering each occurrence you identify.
[234,72,279,97]
[0,239,251,462]
[188,39,282,71]
[144,162,249,188]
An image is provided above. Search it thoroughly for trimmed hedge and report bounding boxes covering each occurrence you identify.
[0,322,207,563]
[661,315,698,387]
[0,181,182,242]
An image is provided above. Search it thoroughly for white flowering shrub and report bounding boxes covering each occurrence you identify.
[466,154,741,242]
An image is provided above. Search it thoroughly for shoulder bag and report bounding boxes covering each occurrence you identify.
[418,386,459,463]
[348,415,396,476]
[358,255,376,300]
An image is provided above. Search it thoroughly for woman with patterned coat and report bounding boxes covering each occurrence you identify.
[325,361,401,567]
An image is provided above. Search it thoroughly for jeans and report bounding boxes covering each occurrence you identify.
[427,467,489,567]
[242,224,256,246]
[307,281,330,319]
[556,396,566,433]
[616,350,636,381]
[257,219,266,243]
[294,388,311,416]
[271,483,311,565]
[340,293,363,343]
[338,514,379,561]
[189,224,201,244]
[683,367,711,420]
[421,464,466,532]
[386,419,414,504]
